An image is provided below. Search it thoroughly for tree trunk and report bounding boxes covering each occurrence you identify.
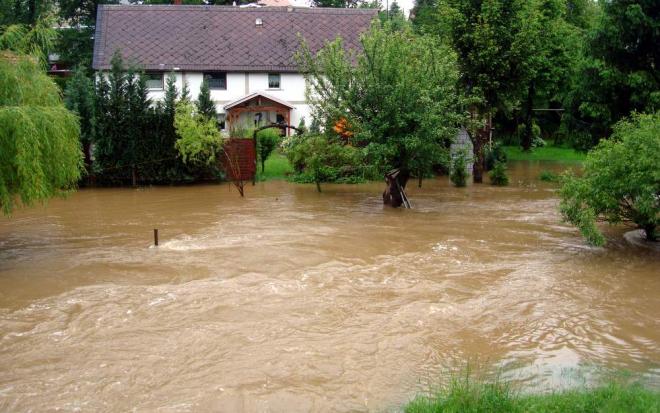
[472,116,490,184]
[132,165,137,188]
[383,169,410,207]
[522,81,535,152]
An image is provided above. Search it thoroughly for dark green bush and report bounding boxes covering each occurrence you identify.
[485,142,508,170]
[283,135,367,188]
[489,161,509,186]
[538,170,559,182]
[450,152,468,187]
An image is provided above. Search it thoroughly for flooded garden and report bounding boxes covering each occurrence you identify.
[1,161,658,411]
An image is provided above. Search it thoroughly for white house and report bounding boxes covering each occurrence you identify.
[92,5,377,134]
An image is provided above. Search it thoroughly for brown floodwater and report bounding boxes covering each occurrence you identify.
[0,161,658,412]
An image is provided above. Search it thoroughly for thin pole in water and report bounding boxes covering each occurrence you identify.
[154,229,159,246]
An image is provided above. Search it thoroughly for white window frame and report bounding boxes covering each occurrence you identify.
[268,73,281,89]
[145,72,164,90]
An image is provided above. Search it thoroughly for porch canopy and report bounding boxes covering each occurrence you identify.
[224,92,294,135]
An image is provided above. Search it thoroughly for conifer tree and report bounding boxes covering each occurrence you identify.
[196,79,217,121]
[180,78,191,103]
[64,65,95,173]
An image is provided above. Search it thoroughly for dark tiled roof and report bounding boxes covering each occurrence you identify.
[92,5,377,72]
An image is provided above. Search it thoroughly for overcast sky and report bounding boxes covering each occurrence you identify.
[290,0,416,16]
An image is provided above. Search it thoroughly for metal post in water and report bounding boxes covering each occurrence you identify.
[154,229,159,246]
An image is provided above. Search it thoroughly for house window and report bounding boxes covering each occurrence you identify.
[145,72,163,90]
[204,72,227,90]
[268,73,280,89]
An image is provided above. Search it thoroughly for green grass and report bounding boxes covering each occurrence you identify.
[503,145,587,162]
[405,375,660,413]
[256,151,293,181]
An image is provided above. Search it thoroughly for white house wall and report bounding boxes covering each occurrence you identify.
[146,71,313,129]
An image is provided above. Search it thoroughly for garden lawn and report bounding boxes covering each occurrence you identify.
[257,151,293,181]
[503,145,587,162]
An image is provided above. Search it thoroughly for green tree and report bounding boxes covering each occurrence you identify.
[64,65,95,174]
[564,0,659,148]
[56,0,119,70]
[297,22,464,206]
[93,51,127,182]
[296,117,307,136]
[0,17,58,65]
[256,128,280,173]
[196,79,217,121]
[174,101,224,166]
[434,0,528,182]
[0,51,83,214]
[515,0,581,151]
[559,112,660,245]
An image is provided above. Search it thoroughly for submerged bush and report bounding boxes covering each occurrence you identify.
[559,112,660,245]
[450,152,468,187]
[283,135,367,191]
[489,161,509,186]
[485,142,508,170]
[539,170,560,182]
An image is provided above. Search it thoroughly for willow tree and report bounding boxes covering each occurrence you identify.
[297,23,464,207]
[0,51,83,214]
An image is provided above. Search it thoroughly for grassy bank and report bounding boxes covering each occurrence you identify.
[256,151,293,181]
[405,376,660,413]
[503,145,587,162]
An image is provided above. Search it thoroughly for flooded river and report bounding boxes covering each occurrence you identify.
[1,161,659,412]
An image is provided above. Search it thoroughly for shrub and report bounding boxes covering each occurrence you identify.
[559,112,659,245]
[485,142,508,170]
[450,152,468,187]
[256,127,281,173]
[284,135,365,190]
[174,101,223,165]
[489,161,509,186]
[539,170,559,182]
[516,122,542,148]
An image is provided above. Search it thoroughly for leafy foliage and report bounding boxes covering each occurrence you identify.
[0,51,83,214]
[296,22,464,189]
[284,135,367,190]
[559,112,660,245]
[174,101,224,165]
[256,128,281,173]
[449,151,468,187]
[0,17,58,65]
[489,161,509,186]
[563,0,659,148]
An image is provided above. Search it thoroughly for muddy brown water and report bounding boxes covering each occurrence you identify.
[1,161,658,412]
